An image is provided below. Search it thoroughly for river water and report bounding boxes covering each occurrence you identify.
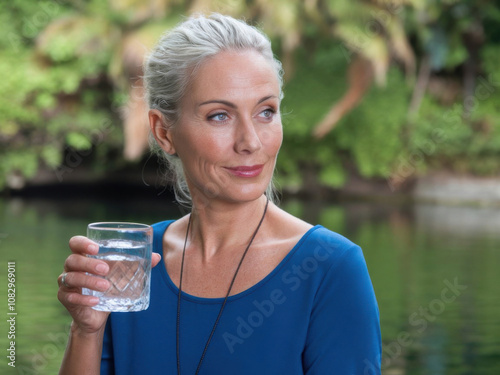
[0,195,499,374]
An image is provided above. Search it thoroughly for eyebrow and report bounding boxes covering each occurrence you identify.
[199,95,278,108]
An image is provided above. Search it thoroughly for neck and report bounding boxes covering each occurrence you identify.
[187,195,269,261]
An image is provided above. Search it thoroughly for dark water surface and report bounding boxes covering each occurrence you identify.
[0,195,499,374]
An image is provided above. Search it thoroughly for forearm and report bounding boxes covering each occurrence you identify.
[59,322,105,375]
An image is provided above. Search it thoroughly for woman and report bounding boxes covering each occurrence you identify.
[58,13,381,374]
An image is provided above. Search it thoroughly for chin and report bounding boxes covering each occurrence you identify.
[225,184,269,203]
[190,175,272,205]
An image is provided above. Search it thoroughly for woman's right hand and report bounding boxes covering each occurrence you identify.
[57,236,111,335]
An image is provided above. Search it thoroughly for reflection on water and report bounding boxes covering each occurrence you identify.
[416,203,500,238]
[0,196,499,374]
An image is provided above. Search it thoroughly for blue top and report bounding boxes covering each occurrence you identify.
[101,220,381,374]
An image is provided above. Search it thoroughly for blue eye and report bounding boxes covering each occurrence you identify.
[259,109,275,119]
[208,112,228,122]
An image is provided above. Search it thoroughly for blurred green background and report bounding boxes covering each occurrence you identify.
[1,0,500,374]
[1,197,500,374]
[1,0,500,191]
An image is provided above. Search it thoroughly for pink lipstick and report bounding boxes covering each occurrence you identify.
[224,164,264,178]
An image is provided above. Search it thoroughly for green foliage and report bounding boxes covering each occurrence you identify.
[409,65,500,176]
[1,0,500,192]
[0,1,126,189]
[337,69,409,178]
[279,42,349,188]
[279,42,409,188]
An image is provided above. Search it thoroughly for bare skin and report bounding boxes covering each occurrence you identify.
[163,200,312,298]
[57,237,161,374]
[58,49,311,373]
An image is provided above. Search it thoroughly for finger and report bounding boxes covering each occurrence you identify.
[64,253,109,276]
[151,253,162,268]
[58,272,110,292]
[69,236,99,256]
[58,288,100,307]
[58,273,71,289]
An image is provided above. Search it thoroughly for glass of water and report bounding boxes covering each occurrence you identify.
[82,222,153,312]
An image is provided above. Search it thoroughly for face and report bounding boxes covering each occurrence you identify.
[167,50,282,205]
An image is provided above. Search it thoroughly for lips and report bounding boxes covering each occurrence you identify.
[224,164,264,178]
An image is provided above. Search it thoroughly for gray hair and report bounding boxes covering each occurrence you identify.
[143,13,283,207]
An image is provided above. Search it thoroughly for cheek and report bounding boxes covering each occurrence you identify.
[262,124,283,155]
[198,131,234,160]
[176,126,231,162]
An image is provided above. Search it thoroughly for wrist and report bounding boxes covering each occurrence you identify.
[70,321,106,340]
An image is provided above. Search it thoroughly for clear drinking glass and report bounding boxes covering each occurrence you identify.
[82,222,153,312]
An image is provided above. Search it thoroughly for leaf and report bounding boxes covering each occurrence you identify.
[41,145,62,167]
[66,132,92,150]
[319,159,346,188]
[0,121,19,136]
[35,92,56,109]
[2,151,39,179]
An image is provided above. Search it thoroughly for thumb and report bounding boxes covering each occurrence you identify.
[151,253,162,268]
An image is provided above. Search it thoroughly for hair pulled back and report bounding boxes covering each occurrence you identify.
[143,13,283,206]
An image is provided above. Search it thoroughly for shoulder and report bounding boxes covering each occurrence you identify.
[268,204,364,273]
[266,203,313,245]
[292,227,378,321]
[294,225,362,267]
[285,225,371,292]
[301,227,377,315]
[151,219,176,231]
[306,225,361,262]
[150,220,176,253]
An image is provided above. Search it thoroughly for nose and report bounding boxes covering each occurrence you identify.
[234,116,262,154]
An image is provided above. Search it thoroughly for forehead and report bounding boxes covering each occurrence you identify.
[187,50,280,100]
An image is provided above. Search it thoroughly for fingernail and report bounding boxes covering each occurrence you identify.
[96,263,108,274]
[88,244,99,253]
[97,279,109,290]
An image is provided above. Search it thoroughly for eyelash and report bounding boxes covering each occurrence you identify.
[207,107,277,123]
[259,108,275,119]
[208,112,229,122]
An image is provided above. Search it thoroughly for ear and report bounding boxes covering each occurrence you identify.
[148,109,176,155]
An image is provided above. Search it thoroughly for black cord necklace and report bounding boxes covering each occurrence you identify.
[176,196,270,375]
